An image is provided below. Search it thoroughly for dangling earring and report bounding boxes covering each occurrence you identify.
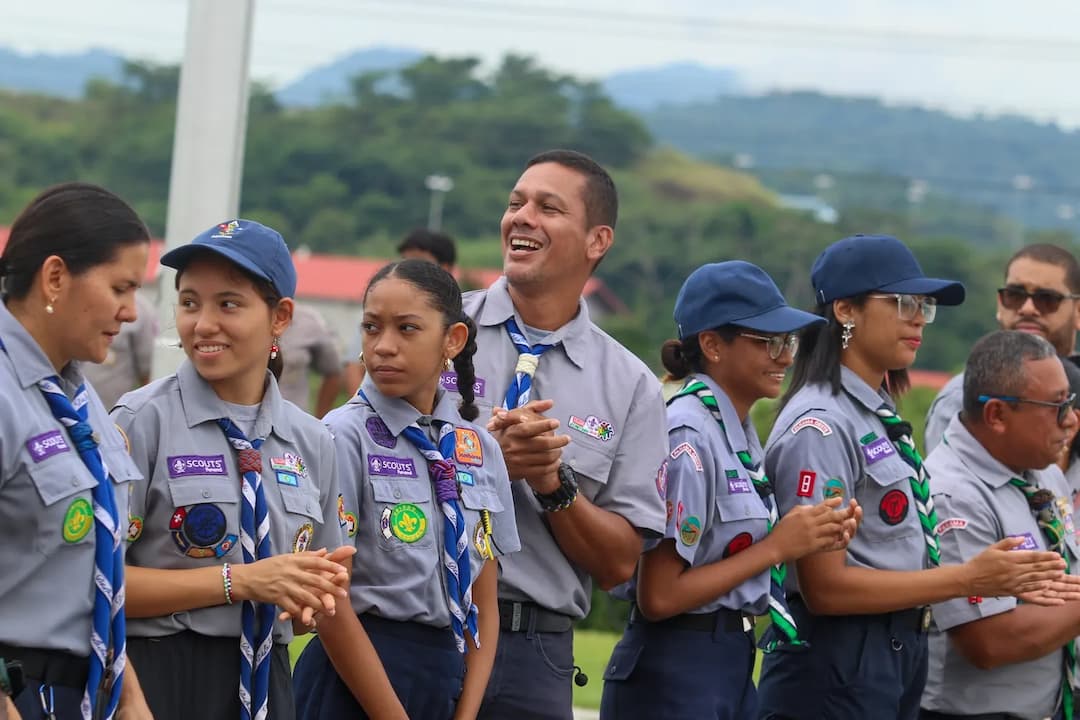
[357,352,365,367]
[841,321,855,350]
[444,357,453,371]
[45,298,56,315]
[270,337,280,360]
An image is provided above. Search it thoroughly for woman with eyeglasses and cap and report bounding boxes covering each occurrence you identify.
[112,220,357,720]
[599,261,861,720]
[756,234,1072,720]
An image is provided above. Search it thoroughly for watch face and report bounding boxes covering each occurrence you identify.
[558,463,576,486]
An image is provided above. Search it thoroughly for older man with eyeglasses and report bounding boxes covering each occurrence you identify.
[925,244,1080,454]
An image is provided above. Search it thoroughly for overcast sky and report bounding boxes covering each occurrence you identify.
[6,0,1080,126]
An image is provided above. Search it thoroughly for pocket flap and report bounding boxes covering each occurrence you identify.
[370,478,432,505]
[460,483,504,512]
[280,486,323,521]
[603,641,644,682]
[168,477,240,507]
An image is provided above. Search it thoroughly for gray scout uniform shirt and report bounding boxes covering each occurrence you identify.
[923,372,963,454]
[112,360,343,644]
[279,304,341,413]
[0,301,139,655]
[922,419,1078,720]
[767,366,929,595]
[619,373,770,615]
[457,277,668,619]
[82,292,157,409]
[327,378,520,627]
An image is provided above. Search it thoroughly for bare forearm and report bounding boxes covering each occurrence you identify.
[639,540,781,620]
[953,603,1080,669]
[125,565,228,617]
[315,374,343,419]
[317,609,406,719]
[798,555,970,615]
[455,561,499,720]
[547,495,641,590]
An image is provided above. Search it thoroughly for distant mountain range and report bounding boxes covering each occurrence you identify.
[0,45,743,110]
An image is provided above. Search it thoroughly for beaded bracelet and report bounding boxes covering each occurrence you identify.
[222,563,234,605]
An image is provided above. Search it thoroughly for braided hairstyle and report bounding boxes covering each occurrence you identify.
[364,259,479,421]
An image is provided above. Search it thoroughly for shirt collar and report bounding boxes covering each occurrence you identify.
[176,360,295,443]
[941,419,1017,489]
[475,275,592,369]
[691,372,762,460]
[840,365,894,414]
[354,376,462,437]
[0,301,86,389]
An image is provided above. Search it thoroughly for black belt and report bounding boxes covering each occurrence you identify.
[0,643,88,690]
[629,604,754,633]
[788,595,931,634]
[498,601,574,633]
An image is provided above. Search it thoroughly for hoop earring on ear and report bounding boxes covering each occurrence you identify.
[270,337,280,360]
[841,321,855,350]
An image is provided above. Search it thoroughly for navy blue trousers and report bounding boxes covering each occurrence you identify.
[477,627,575,720]
[13,683,83,720]
[599,613,758,720]
[293,613,464,720]
[756,599,928,720]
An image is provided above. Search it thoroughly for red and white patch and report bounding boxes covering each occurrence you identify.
[791,416,833,436]
[670,442,703,472]
[934,518,968,536]
[796,470,816,498]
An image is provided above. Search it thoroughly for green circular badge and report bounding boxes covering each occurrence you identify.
[63,498,94,543]
[679,515,702,546]
[390,503,427,543]
[823,478,845,500]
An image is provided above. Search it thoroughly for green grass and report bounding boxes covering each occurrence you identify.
[290,625,766,711]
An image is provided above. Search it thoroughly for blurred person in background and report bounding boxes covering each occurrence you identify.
[279,303,342,417]
[82,292,157,409]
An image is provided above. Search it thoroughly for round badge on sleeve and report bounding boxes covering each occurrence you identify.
[678,515,702,546]
[63,498,94,543]
[390,503,427,543]
[879,489,910,525]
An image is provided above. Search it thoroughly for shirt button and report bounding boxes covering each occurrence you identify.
[394,489,402,499]
[202,489,210,498]
[72,478,79,487]
[307,503,314,514]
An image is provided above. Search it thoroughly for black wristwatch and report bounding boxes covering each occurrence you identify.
[534,463,580,512]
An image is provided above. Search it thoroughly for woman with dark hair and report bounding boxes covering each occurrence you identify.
[0,182,153,719]
[600,261,859,720]
[113,219,353,720]
[294,259,520,720]
[756,234,1071,719]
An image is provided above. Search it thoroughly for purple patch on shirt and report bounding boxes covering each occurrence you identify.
[727,476,752,495]
[1010,532,1039,550]
[367,455,417,478]
[365,417,397,449]
[861,437,896,465]
[439,371,486,398]
[167,454,228,478]
[26,430,70,462]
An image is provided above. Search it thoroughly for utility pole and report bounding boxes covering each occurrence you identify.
[425,174,454,231]
[151,0,255,378]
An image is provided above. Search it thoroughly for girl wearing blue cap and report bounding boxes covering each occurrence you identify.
[599,261,861,720]
[293,259,519,720]
[0,183,154,720]
[113,219,355,720]
[756,234,1071,720]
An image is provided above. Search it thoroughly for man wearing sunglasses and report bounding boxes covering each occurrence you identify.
[925,244,1080,453]
[921,330,1080,720]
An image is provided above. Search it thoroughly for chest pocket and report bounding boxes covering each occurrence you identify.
[279,485,323,524]
[370,473,434,551]
[861,453,918,542]
[459,482,504,513]
[716,489,771,524]
[566,440,615,489]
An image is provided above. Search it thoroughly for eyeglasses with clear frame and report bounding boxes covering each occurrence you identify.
[977,392,1077,427]
[867,293,937,323]
[737,332,799,360]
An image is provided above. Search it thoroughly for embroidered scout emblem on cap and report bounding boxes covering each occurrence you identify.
[63,498,93,542]
[294,522,314,553]
[454,428,483,466]
[212,220,240,238]
[791,416,832,436]
[365,417,397,449]
[679,515,702,546]
[724,531,753,558]
[823,478,845,499]
[169,504,237,558]
[878,489,909,525]
[568,415,614,442]
[390,503,427,543]
[127,515,144,542]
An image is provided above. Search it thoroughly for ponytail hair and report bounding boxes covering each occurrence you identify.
[659,326,738,383]
[453,316,480,421]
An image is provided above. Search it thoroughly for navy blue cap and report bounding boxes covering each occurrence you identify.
[674,261,825,339]
[160,219,297,299]
[811,234,964,306]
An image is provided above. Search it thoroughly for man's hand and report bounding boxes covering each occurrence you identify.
[487,399,569,493]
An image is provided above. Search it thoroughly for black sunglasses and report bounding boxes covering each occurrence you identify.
[997,286,1080,315]
[977,392,1077,426]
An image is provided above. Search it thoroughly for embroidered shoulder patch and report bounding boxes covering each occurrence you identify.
[791,416,833,436]
[934,518,968,536]
[454,428,484,466]
[670,442,703,472]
